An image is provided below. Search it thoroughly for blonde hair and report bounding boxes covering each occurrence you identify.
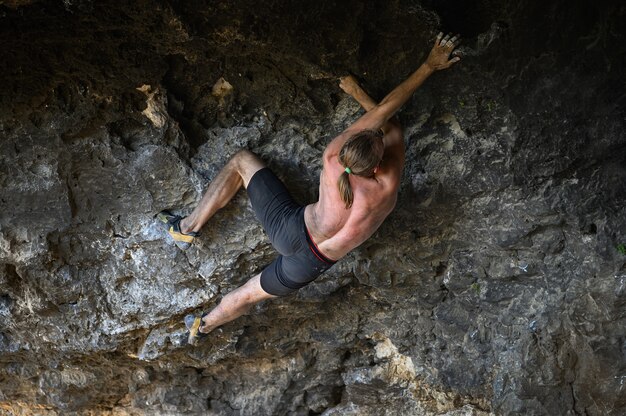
[337,129,383,209]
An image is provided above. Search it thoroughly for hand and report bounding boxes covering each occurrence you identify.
[339,75,360,96]
[425,32,461,71]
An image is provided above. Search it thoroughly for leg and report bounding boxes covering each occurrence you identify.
[180,150,266,234]
[199,273,276,334]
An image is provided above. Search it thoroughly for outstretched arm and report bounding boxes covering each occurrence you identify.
[344,32,460,134]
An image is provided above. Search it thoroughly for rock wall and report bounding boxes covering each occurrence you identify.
[0,0,624,415]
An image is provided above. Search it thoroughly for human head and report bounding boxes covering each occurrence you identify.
[337,129,384,208]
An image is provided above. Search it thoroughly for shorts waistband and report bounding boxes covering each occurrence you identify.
[304,226,337,264]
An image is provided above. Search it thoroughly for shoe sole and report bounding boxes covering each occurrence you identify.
[174,240,192,250]
[185,314,208,345]
[156,211,194,250]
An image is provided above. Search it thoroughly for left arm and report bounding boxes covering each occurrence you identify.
[326,32,461,157]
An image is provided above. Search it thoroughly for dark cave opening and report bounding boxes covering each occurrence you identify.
[427,0,506,37]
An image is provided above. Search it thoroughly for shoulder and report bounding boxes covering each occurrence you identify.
[323,129,355,162]
[374,161,402,193]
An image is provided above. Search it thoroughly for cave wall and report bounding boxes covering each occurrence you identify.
[0,0,624,415]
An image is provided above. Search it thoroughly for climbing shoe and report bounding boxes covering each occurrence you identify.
[184,313,209,346]
[156,210,199,250]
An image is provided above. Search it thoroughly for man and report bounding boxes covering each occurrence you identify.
[158,33,460,344]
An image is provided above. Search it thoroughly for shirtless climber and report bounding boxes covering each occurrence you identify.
[158,33,461,344]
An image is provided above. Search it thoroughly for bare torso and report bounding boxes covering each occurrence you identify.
[304,143,400,260]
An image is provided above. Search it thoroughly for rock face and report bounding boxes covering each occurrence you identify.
[1,0,624,415]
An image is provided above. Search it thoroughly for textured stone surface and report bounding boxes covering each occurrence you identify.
[0,0,624,415]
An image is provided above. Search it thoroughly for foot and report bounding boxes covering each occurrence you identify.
[156,210,199,250]
[184,313,209,346]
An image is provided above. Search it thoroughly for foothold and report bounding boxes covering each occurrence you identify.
[212,77,234,104]
[135,84,167,128]
[470,282,481,294]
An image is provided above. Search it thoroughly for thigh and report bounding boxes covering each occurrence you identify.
[281,249,332,287]
[247,168,302,255]
[260,249,334,296]
[260,257,296,296]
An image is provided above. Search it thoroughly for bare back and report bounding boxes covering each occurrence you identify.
[304,128,403,260]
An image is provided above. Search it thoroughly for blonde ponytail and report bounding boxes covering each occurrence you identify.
[336,129,384,209]
[338,170,354,208]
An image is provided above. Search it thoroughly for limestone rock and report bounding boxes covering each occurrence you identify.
[0,0,624,415]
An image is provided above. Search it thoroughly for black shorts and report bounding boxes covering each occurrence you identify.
[247,168,336,296]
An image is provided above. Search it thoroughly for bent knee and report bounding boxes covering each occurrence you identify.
[231,150,266,186]
[232,149,259,165]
